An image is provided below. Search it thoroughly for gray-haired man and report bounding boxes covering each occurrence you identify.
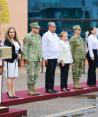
[42,22,59,93]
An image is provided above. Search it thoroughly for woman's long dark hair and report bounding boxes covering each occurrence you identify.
[5,27,21,45]
[88,27,95,36]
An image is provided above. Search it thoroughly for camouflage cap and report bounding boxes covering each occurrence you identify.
[30,22,40,28]
[73,25,81,30]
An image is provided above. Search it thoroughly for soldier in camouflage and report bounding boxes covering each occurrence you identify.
[23,22,42,95]
[70,25,85,89]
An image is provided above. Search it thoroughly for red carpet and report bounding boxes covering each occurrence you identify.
[0,108,27,117]
[1,82,98,106]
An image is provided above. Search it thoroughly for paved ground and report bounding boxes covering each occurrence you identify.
[11,92,98,117]
[2,65,98,117]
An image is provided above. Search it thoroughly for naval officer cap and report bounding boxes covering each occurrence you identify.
[48,22,56,27]
[30,22,40,28]
[73,25,81,30]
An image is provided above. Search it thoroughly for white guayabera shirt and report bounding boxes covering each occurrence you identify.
[42,30,59,60]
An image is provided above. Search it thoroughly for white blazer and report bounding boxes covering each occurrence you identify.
[58,40,73,64]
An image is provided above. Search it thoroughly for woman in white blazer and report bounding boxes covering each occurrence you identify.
[58,31,73,91]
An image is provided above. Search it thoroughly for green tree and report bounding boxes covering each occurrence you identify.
[0,0,10,34]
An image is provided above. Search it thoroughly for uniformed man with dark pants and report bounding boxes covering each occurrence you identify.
[23,22,42,95]
[70,25,85,89]
[42,22,59,93]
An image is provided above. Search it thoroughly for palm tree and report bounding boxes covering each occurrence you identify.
[0,0,10,35]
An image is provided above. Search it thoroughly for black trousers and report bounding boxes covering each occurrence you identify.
[59,63,70,89]
[87,50,98,86]
[45,59,57,90]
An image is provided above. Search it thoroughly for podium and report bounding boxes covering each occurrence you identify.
[0,46,12,103]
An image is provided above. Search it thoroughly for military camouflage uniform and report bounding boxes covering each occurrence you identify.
[23,32,42,93]
[70,35,85,88]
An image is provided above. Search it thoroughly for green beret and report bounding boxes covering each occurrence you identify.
[30,22,40,28]
[73,25,81,30]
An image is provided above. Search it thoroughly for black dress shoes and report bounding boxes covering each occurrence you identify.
[46,89,58,93]
[52,89,58,93]
[7,92,18,98]
[88,85,96,87]
[13,96,18,98]
[7,92,13,98]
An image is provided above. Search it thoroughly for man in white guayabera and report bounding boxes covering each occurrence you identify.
[42,22,59,93]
